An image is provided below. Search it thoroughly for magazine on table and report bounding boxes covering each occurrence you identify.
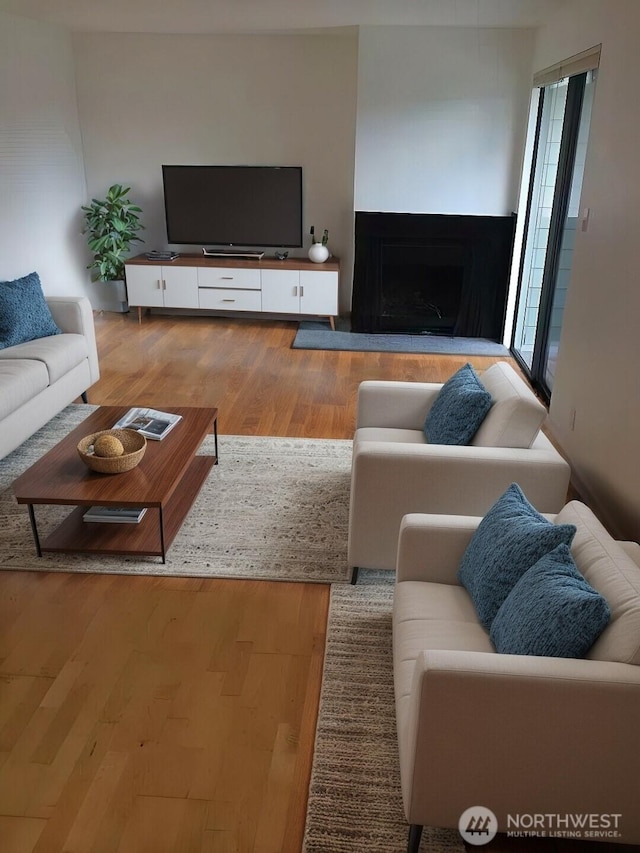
[83,506,147,524]
[113,407,182,440]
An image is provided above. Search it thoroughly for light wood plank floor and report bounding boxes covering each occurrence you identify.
[2,312,613,853]
[88,311,508,438]
[0,572,327,853]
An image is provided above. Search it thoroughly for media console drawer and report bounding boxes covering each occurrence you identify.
[197,267,261,290]
[198,287,262,312]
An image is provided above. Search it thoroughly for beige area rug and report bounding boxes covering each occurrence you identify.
[0,405,352,583]
[303,571,465,853]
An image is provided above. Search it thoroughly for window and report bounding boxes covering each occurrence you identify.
[510,47,600,399]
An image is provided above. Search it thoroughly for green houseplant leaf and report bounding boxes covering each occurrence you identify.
[82,184,144,281]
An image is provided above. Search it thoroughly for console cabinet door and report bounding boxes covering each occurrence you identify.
[126,265,198,309]
[125,265,164,308]
[162,266,199,309]
[261,270,301,314]
[299,270,339,317]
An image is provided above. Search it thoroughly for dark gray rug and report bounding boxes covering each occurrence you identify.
[292,321,510,356]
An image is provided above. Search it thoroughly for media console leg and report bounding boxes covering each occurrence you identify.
[329,316,335,331]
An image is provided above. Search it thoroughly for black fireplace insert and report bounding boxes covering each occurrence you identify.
[351,212,516,339]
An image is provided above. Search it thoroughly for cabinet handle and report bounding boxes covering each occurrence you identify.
[222,298,236,302]
[293,286,298,296]
[300,285,304,297]
[221,276,234,280]
[162,279,167,291]
[157,280,162,290]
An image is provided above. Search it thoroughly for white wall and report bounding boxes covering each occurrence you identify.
[533,0,640,538]
[0,13,89,297]
[354,26,534,215]
[72,32,358,312]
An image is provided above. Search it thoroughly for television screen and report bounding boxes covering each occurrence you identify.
[162,165,303,248]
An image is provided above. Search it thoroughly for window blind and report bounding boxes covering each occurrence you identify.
[533,44,601,88]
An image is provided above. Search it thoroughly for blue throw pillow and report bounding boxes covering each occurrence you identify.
[490,544,610,657]
[424,362,493,445]
[0,272,61,350]
[457,483,577,629]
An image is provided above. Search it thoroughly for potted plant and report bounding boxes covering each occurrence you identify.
[82,184,144,311]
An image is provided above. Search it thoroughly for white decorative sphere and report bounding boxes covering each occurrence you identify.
[308,243,330,263]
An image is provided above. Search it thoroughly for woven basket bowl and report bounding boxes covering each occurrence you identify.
[77,428,147,474]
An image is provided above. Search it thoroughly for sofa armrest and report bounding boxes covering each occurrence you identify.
[396,514,481,584]
[46,296,100,385]
[619,540,640,567]
[47,295,94,335]
[401,649,640,829]
[356,381,442,430]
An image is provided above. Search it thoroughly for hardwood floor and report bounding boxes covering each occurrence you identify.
[0,571,328,853]
[1,312,624,852]
[89,311,507,438]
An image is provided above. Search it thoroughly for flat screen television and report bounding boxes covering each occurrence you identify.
[162,165,303,248]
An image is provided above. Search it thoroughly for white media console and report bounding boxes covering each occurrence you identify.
[124,254,339,328]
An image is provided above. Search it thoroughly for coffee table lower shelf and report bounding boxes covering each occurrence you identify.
[33,455,215,562]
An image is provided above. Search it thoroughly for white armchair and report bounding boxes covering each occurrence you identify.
[348,362,571,577]
[393,503,640,849]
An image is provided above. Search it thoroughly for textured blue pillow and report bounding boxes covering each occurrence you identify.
[458,483,577,629]
[424,362,493,445]
[0,272,61,350]
[490,544,610,657]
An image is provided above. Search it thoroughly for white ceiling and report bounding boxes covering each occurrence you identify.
[0,0,564,34]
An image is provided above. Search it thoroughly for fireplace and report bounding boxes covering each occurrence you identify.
[351,212,516,339]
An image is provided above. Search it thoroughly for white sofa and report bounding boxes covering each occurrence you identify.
[393,501,640,849]
[348,362,571,575]
[0,296,100,460]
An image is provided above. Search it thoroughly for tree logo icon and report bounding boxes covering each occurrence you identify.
[458,806,498,845]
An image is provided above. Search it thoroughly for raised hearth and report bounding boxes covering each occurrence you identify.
[351,212,516,339]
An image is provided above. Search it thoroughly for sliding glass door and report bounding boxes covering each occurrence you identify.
[540,73,595,389]
[512,67,596,399]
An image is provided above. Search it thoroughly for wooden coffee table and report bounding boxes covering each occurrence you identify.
[13,406,218,563]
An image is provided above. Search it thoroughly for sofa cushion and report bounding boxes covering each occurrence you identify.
[555,501,640,665]
[490,544,610,657]
[0,272,61,350]
[355,427,426,444]
[472,361,547,449]
[0,359,49,420]
[423,363,493,445]
[393,580,494,703]
[0,333,89,384]
[458,483,577,629]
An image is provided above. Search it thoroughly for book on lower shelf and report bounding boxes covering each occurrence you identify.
[113,407,182,440]
[83,506,147,524]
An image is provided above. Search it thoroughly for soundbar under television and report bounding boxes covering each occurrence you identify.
[162,165,303,250]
